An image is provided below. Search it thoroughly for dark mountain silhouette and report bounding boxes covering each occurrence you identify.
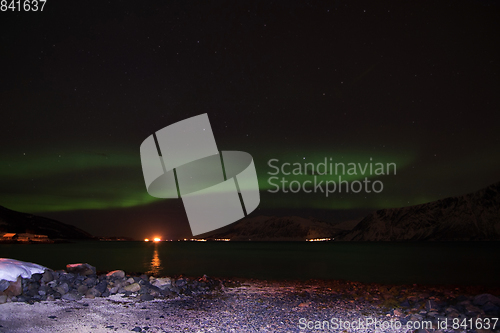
[340,182,500,241]
[199,182,500,241]
[199,215,342,241]
[0,205,93,240]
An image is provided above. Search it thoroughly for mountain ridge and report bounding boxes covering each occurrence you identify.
[200,181,500,241]
[199,215,342,241]
[340,181,500,241]
[0,205,93,240]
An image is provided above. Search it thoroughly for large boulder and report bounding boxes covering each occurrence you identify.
[66,263,96,276]
[106,270,125,279]
[124,283,140,292]
[0,279,10,292]
[151,277,171,290]
[473,293,500,306]
[2,276,22,297]
[55,282,69,295]
[41,270,54,283]
[85,287,101,299]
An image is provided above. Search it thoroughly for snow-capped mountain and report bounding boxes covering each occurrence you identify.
[341,182,500,241]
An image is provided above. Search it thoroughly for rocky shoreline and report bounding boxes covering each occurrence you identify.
[1,263,500,332]
[0,263,223,304]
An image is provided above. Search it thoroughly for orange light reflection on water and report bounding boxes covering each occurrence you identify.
[147,246,161,276]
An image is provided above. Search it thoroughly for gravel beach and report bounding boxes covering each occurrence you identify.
[1,278,500,333]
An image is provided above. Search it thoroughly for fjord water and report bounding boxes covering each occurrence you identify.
[1,241,499,286]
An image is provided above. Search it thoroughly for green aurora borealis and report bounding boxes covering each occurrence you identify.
[2,143,498,215]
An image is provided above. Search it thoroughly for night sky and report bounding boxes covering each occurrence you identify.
[1,1,499,240]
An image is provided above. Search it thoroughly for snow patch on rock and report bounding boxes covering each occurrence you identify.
[0,258,46,282]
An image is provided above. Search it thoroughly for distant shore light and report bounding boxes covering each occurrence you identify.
[153,237,161,242]
[144,238,149,242]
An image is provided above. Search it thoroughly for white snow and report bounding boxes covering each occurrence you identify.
[0,258,46,282]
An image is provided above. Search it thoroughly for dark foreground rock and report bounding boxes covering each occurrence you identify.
[0,263,223,305]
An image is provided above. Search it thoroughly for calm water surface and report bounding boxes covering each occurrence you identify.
[1,241,499,286]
